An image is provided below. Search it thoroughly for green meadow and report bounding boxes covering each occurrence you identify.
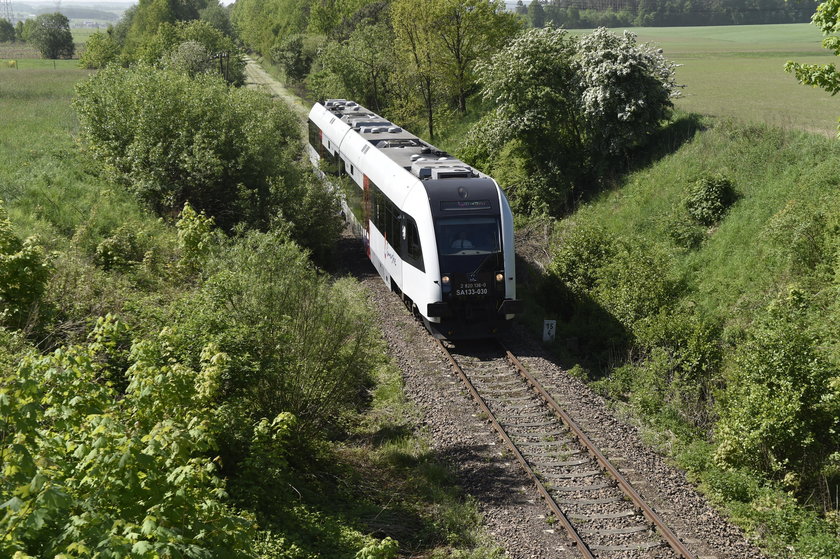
[632,24,840,136]
[0,66,162,253]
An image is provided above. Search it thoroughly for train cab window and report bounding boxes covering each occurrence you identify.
[437,217,500,256]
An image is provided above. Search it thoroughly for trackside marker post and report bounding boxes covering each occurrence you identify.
[543,320,556,342]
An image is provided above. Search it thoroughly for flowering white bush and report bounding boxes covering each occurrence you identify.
[575,28,679,155]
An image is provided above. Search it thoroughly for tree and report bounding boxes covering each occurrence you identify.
[463,27,678,214]
[0,18,14,42]
[574,28,678,159]
[430,0,520,113]
[74,66,300,230]
[392,0,442,139]
[785,0,840,135]
[79,30,121,68]
[28,13,75,59]
[313,21,396,112]
[199,4,235,37]
[528,0,546,27]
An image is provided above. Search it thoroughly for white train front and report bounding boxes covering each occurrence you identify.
[307,99,522,339]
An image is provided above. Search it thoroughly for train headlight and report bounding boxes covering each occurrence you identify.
[441,275,450,285]
[495,272,504,283]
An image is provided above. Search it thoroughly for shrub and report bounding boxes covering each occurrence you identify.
[74,65,300,231]
[79,30,120,69]
[664,206,705,249]
[170,231,381,437]
[0,205,51,330]
[549,222,616,295]
[0,319,255,557]
[163,39,216,76]
[176,202,216,274]
[94,225,147,271]
[714,288,839,486]
[592,239,680,328]
[270,34,313,83]
[685,173,737,226]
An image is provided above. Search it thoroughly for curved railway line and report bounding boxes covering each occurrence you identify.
[437,339,695,559]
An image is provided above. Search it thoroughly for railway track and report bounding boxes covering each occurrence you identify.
[436,338,697,559]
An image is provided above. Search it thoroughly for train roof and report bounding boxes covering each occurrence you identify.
[320,99,486,180]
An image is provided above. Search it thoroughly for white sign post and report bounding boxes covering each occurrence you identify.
[543,319,556,343]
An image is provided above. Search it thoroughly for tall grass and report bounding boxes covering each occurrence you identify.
[0,67,166,254]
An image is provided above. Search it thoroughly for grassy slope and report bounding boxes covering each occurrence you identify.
[584,120,840,322]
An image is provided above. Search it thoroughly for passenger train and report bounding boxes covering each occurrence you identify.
[307,99,521,339]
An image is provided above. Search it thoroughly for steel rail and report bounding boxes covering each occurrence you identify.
[434,338,597,559]
[500,342,697,559]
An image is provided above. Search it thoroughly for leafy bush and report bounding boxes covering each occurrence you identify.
[270,34,314,83]
[592,239,680,327]
[549,222,616,295]
[74,65,300,231]
[0,205,51,330]
[79,30,121,69]
[94,225,147,271]
[664,206,705,249]
[0,318,255,557]
[176,202,216,275]
[685,173,737,226]
[140,20,245,84]
[714,289,839,485]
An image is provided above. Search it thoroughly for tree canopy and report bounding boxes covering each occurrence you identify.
[0,18,14,42]
[462,26,678,214]
[29,13,75,59]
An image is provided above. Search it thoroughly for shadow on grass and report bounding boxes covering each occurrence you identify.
[514,256,631,379]
[575,112,708,209]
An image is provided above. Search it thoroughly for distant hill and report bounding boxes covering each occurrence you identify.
[37,7,120,21]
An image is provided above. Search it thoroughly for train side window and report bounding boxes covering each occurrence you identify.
[307,119,321,152]
[403,215,424,272]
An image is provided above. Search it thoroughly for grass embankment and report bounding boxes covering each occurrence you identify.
[1,63,500,559]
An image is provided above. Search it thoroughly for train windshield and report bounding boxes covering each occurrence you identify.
[437,217,501,256]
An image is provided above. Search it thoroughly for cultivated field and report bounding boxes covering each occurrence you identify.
[631,24,840,136]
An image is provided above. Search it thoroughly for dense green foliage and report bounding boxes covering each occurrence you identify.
[0,318,255,557]
[73,66,300,231]
[232,0,520,139]
[0,205,50,331]
[0,18,14,42]
[2,49,504,559]
[28,13,74,59]
[461,27,678,214]
[79,30,122,69]
[786,0,840,135]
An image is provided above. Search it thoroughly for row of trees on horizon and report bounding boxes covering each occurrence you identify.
[517,0,820,27]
